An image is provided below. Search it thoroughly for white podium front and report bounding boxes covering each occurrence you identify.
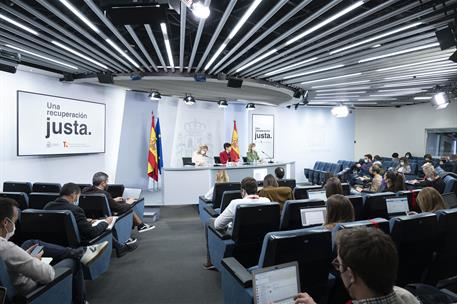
[162,161,295,205]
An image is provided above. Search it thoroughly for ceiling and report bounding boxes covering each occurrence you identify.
[1,0,457,107]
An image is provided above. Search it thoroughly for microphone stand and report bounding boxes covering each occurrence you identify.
[261,151,274,164]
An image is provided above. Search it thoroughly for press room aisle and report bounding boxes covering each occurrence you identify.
[86,206,223,304]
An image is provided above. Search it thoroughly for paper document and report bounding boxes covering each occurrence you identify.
[42,257,53,265]
[91,216,118,230]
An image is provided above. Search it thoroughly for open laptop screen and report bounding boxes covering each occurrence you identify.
[253,262,299,304]
[307,190,327,201]
[300,207,327,227]
[386,197,409,216]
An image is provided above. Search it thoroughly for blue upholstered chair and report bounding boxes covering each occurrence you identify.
[221,228,333,304]
[443,175,457,195]
[389,213,439,286]
[277,179,296,189]
[28,193,59,210]
[207,203,280,272]
[346,195,364,220]
[131,197,145,222]
[78,193,133,245]
[20,210,112,280]
[2,181,32,194]
[292,185,322,200]
[0,258,72,304]
[106,184,125,198]
[32,183,61,194]
[198,182,241,224]
[0,192,29,210]
[279,199,326,231]
[336,217,390,235]
[363,192,396,219]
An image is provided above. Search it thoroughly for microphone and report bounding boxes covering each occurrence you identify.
[261,151,274,163]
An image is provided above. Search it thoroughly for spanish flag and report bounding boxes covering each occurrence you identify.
[231,120,240,157]
[148,114,159,181]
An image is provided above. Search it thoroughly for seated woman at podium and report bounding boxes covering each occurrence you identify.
[192,145,209,166]
[219,143,239,164]
[246,143,260,163]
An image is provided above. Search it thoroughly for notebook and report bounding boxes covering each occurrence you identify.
[307,189,327,201]
[253,261,300,304]
[386,197,409,217]
[300,207,327,227]
[91,216,118,230]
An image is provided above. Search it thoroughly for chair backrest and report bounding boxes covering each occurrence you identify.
[21,209,81,247]
[346,195,364,220]
[443,175,457,194]
[277,179,296,189]
[0,192,29,210]
[426,209,457,285]
[337,218,390,235]
[214,156,221,164]
[363,192,396,219]
[76,184,92,192]
[341,183,350,195]
[211,182,241,208]
[231,203,280,268]
[220,190,242,212]
[107,184,125,198]
[259,228,333,301]
[2,181,32,194]
[78,193,111,218]
[293,186,322,200]
[408,162,418,175]
[383,160,393,170]
[442,192,457,209]
[182,157,194,166]
[29,192,60,209]
[280,199,326,231]
[389,213,439,286]
[313,161,322,170]
[32,182,61,193]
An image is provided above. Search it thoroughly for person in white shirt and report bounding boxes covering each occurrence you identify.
[0,197,108,304]
[192,145,209,166]
[203,177,270,270]
[204,170,229,200]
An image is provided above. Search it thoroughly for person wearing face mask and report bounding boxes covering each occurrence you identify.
[395,157,411,174]
[294,227,420,304]
[404,152,413,159]
[0,197,108,304]
[246,143,261,163]
[359,154,373,177]
[45,183,137,257]
[192,144,209,166]
[82,172,154,234]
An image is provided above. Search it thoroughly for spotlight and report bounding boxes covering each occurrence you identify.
[184,94,196,105]
[149,90,162,101]
[302,90,309,104]
[331,104,349,117]
[432,92,450,109]
[190,0,210,19]
[218,99,228,108]
[246,103,255,111]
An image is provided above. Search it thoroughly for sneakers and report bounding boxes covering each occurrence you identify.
[80,241,109,266]
[126,237,137,245]
[116,242,138,258]
[202,262,216,271]
[138,223,155,233]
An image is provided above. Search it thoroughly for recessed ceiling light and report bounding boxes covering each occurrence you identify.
[59,0,100,33]
[105,38,140,68]
[283,64,345,80]
[160,23,175,70]
[311,80,370,89]
[51,40,108,69]
[264,57,318,76]
[236,49,277,72]
[376,57,452,72]
[358,42,440,63]
[0,13,39,36]
[301,73,362,84]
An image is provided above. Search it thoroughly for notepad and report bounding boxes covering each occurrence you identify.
[91,216,118,230]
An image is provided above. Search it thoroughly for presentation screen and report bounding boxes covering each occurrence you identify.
[17,91,106,156]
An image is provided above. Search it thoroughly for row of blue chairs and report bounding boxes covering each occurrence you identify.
[209,202,457,303]
[2,181,125,198]
[0,190,144,303]
[304,162,343,185]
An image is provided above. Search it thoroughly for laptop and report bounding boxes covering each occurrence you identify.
[122,188,142,200]
[300,207,327,227]
[386,197,410,217]
[307,189,327,201]
[442,192,457,209]
[253,261,300,304]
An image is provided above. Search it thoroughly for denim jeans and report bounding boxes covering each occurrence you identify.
[21,240,86,304]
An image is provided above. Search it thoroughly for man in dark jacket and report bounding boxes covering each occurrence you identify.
[44,183,137,257]
[82,172,154,233]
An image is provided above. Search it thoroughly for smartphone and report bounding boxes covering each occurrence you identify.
[30,245,44,256]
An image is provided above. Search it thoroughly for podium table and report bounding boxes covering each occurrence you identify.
[162,161,295,205]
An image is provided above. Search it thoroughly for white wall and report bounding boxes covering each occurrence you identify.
[354,102,457,159]
[0,70,126,187]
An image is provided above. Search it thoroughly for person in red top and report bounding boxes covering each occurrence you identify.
[219,143,239,164]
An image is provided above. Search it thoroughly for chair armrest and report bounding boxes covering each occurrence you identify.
[83,230,112,246]
[204,206,219,217]
[208,222,231,240]
[117,209,133,221]
[128,197,144,210]
[16,267,72,304]
[221,257,252,288]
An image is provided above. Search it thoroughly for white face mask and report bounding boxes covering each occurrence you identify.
[251,147,256,152]
[400,162,405,166]
[5,218,15,240]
